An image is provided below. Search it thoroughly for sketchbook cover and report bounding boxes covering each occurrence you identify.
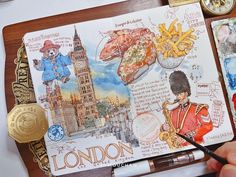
[23,3,234,176]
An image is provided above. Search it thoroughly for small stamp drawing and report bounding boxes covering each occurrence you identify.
[48,125,64,141]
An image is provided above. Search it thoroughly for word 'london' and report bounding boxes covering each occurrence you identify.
[52,142,133,171]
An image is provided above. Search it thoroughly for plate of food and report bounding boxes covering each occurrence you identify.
[154,19,197,69]
[97,28,157,85]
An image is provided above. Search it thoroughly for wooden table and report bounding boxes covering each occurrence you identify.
[3,0,236,176]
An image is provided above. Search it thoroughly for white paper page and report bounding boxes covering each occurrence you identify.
[23,3,234,176]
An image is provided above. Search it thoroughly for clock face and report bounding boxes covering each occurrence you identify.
[76,61,86,69]
[201,0,235,15]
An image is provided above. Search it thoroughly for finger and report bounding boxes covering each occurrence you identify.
[226,151,236,165]
[206,142,236,171]
[219,164,236,177]
[214,143,236,168]
[214,142,236,159]
[207,158,223,172]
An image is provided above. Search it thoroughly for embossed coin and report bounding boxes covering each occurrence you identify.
[7,103,48,143]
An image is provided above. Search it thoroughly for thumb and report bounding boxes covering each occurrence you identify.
[227,152,236,165]
[219,164,236,177]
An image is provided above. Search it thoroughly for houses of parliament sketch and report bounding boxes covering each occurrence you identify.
[38,27,138,146]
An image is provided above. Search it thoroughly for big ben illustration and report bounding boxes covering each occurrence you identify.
[72,26,99,128]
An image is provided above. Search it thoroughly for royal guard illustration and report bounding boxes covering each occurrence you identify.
[159,70,213,148]
[33,40,72,86]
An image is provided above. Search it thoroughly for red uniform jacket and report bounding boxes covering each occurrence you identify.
[170,102,213,144]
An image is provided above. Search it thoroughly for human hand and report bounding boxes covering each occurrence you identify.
[162,123,170,131]
[207,141,236,177]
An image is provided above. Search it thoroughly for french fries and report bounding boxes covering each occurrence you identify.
[154,19,196,59]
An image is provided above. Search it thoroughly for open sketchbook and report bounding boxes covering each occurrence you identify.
[23,3,234,176]
[211,18,236,127]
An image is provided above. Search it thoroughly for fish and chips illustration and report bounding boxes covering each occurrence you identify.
[100,28,157,84]
[99,19,197,84]
[154,19,197,59]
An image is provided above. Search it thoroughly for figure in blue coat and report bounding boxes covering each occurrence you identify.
[33,40,72,86]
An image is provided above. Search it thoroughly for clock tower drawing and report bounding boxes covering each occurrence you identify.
[71,26,99,128]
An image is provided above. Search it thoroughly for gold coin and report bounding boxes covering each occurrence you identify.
[7,103,48,143]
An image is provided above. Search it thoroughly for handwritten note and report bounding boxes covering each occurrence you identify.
[130,79,171,114]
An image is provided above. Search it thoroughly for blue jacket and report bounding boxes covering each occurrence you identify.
[35,53,72,82]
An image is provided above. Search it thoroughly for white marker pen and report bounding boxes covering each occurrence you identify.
[113,150,205,177]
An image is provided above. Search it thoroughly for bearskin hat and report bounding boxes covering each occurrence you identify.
[169,70,191,96]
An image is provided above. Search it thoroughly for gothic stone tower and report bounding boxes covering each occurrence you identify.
[71,26,99,127]
[47,83,80,136]
[46,84,68,135]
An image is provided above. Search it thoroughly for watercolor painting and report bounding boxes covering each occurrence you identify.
[159,70,213,149]
[29,26,139,148]
[23,4,234,175]
[99,19,197,85]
